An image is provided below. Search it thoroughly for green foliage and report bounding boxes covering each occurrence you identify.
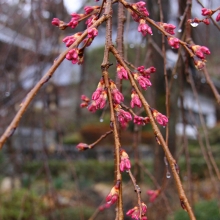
[0,189,46,220]
[54,206,94,220]
[173,200,220,220]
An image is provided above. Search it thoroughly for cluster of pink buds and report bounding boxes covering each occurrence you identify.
[87,78,107,112]
[117,64,128,80]
[131,90,142,108]
[51,18,68,30]
[63,32,82,47]
[105,181,120,205]
[66,48,83,64]
[188,17,210,26]
[147,189,160,203]
[84,5,100,15]
[158,22,176,35]
[86,14,97,27]
[151,108,168,127]
[138,19,152,36]
[201,8,213,16]
[133,116,150,126]
[133,73,152,90]
[110,80,124,104]
[82,27,99,47]
[190,45,211,60]
[80,95,90,108]
[119,149,131,172]
[126,203,148,220]
[167,37,179,49]
[132,1,150,17]
[137,66,156,78]
[68,13,84,29]
[76,143,90,151]
[114,105,132,128]
[88,27,98,38]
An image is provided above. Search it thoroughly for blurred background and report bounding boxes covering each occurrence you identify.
[0,0,220,219]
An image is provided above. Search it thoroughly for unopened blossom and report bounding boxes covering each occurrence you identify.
[133,116,150,126]
[131,90,142,108]
[80,94,89,108]
[191,45,210,59]
[133,73,152,90]
[126,203,147,220]
[167,37,180,49]
[120,149,131,172]
[80,102,88,108]
[117,64,128,80]
[86,15,97,27]
[88,27,98,38]
[193,57,206,70]
[68,13,83,29]
[147,189,160,202]
[51,18,67,30]
[63,32,82,47]
[87,101,98,113]
[98,203,111,211]
[159,22,176,35]
[152,109,168,126]
[137,66,156,78]
[92,79,105,100]
[81,95,90,102]
[110,80,124,104]
[132,1,150,17]
[84,6,100,14]
[201,8,213,16]
[203,18,210,25]
[76,143,90,151]
[95,90,107,109]
[115,105,132,128]
[138,19,152,36]
[216,12,220,22]
[106,182,120,205]
[66,48,80,64]
[52,18,60,26]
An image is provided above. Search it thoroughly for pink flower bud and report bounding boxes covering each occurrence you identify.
[86,15,97,27]
[106,183,120,205]
[126,203,147,220]
[191,45,210,59]
[117,64,128,79]
[76,143,90,151]
[115,105,132,128]
[131,91,142,108]
[167,37,179,49]
[51,18,60,26]
[201,8,213,16]
[120,149,131,172]
[216,12,220,22]
[152,109,168,126]
[134,74,152,90]
[87,101,98,113]
[111,88,124,104]
[203,18,210,25]
[147,189,160,202]
[193,57,206,70]
[138,19,152,36]
[88,27,98,38]
[160,22,176,35]
[134,116,150,126]
[132,1,150,17]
